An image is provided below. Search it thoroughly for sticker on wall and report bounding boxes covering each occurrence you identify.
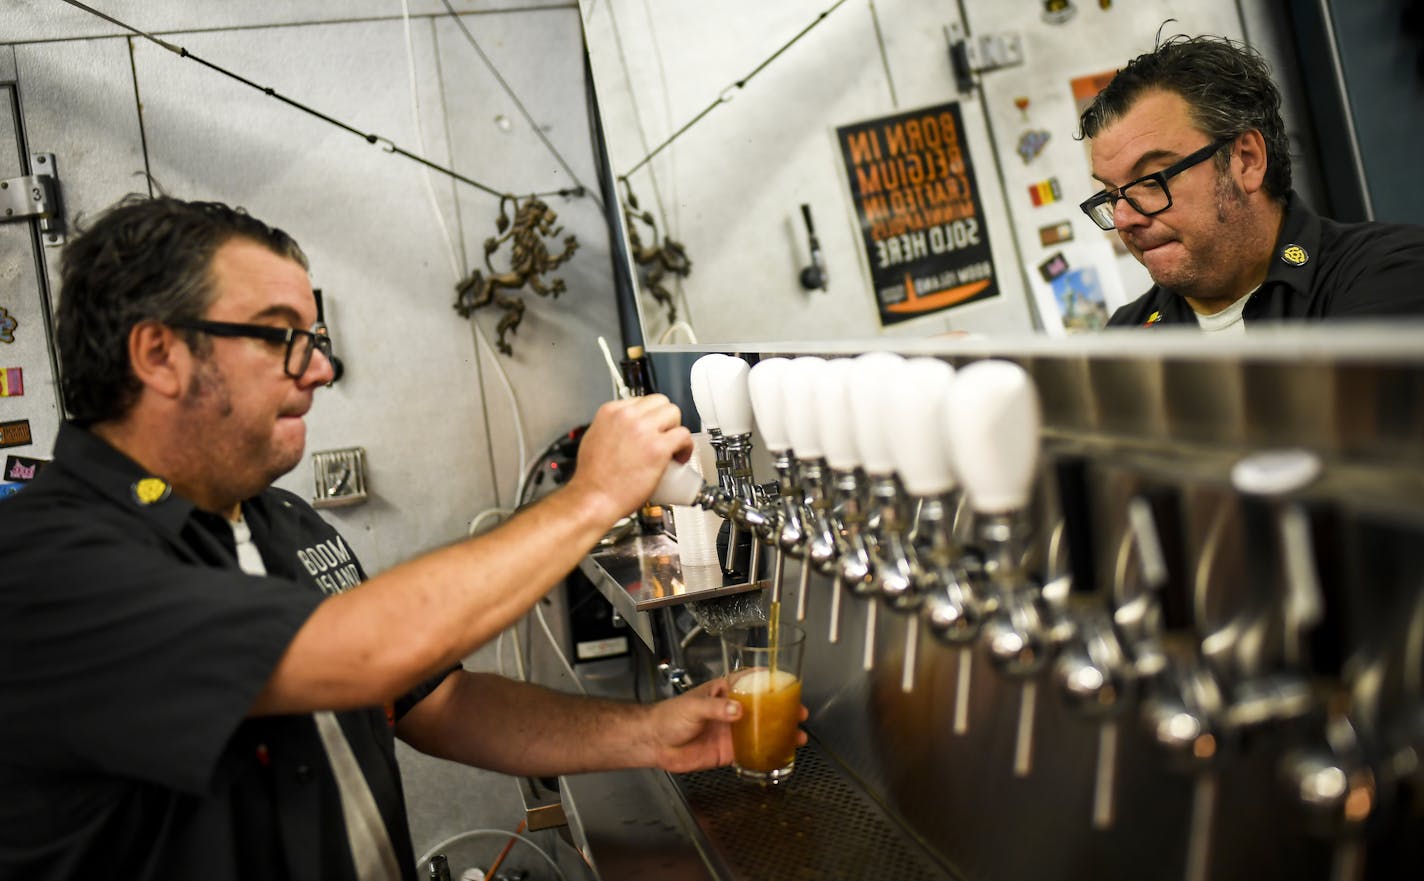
[1028,177,1062,207]
[1028,240,1127,336]
[1038,251,1070,283]
[1051,266,1111,331]
[0,367,21,397]
[1042,0,1077,25]
[1039,220,1075,247]
[4,455,45,482]
[1098,0,1112,9]
[0,482,23,500]
[1013,96,1031,121]
[0,308,16,344]
[0,419,33,449]
[836,100,1002,326]
[1017,130,1051,164]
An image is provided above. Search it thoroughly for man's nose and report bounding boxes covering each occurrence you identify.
[1112,196,1151,229]
[301,347,337,388]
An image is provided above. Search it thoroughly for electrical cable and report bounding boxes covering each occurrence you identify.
[467,507,512,536]
[619,0,853,178]
[416,828,570,881]
[656,320,698,345]
[56,0,581,201]
[482,819,528,879]
[397,1,528,510]
[536,601,589,696]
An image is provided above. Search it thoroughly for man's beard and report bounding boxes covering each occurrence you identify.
[184,355,233,417]
[1215,168,1247,223]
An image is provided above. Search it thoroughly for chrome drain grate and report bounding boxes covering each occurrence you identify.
[675,741,956,881]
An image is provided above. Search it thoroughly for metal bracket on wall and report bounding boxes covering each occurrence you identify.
[311,447,369,509]
[0,153,65,246]
[947,23,1026,93]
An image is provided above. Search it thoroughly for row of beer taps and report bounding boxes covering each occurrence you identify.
[647,351,1421,881]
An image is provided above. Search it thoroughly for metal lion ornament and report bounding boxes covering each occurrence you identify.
[622,180,690,325]
[453,194,579,356]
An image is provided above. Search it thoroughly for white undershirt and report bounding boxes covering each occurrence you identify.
[1194,287,1256,335]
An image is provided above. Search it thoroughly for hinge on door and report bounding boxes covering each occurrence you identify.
[0,153,65,247]
[947,24,1026,93]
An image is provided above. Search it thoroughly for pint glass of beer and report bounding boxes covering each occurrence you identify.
[722,623,806,784]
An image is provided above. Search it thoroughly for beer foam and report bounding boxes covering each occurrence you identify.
[731,669,798,695]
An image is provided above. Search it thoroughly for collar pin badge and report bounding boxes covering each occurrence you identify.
[132,477,172,506]
[1281,244,1309,266]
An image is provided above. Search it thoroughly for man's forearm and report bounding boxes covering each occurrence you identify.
[396,670,653,776]
[251,483,618,715]
[249,394,691,717]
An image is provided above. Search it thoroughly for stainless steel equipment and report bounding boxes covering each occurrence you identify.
[557,330,1424,881]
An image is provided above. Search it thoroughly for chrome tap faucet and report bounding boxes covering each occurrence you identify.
[781,357,840,629]
[948,359,1046,777]
[747,357,801,621]
[748,358,805,556]
[813,358,877,657]
[877,356,965,696]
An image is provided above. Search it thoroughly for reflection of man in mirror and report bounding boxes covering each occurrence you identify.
[1077,35,1424,331]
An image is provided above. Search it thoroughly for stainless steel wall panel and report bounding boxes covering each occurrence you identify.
[434,7,621,496]
[13,38,147,304]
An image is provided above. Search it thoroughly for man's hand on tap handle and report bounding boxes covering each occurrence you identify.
[570,394,693,523]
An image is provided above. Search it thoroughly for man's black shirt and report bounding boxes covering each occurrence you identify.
[0,424,448,881]
[1106,193,1424,327]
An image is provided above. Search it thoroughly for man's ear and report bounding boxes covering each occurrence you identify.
[128,320,188,399]
[1235,129,1270,195]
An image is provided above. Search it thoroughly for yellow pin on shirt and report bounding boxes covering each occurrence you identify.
[1281,244,1309,266]
[132,477,171,505]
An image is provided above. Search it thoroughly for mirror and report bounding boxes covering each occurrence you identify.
[579,0,1277,348]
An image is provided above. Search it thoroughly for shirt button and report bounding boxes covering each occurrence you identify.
[295,764,315,783]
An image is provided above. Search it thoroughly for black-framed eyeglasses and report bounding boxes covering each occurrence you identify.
[1079,138,1231,231]
[168,318,332,378]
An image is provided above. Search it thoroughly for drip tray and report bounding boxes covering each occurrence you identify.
[672,738,959,881]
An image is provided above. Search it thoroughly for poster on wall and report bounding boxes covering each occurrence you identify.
[836,102,1000,326]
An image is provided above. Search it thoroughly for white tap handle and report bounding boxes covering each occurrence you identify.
[888,357,958,497]
[944,359,1041,514]
[649,459,705,507]
[848,352,905,477]
[708,356,753,436]
[747,358,793,453]
[689,354,725,432]
[814,358,861,472]
[781,356,828,460]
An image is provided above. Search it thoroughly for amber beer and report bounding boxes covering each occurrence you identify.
[722,623,806,784]
[730,669,802,773]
